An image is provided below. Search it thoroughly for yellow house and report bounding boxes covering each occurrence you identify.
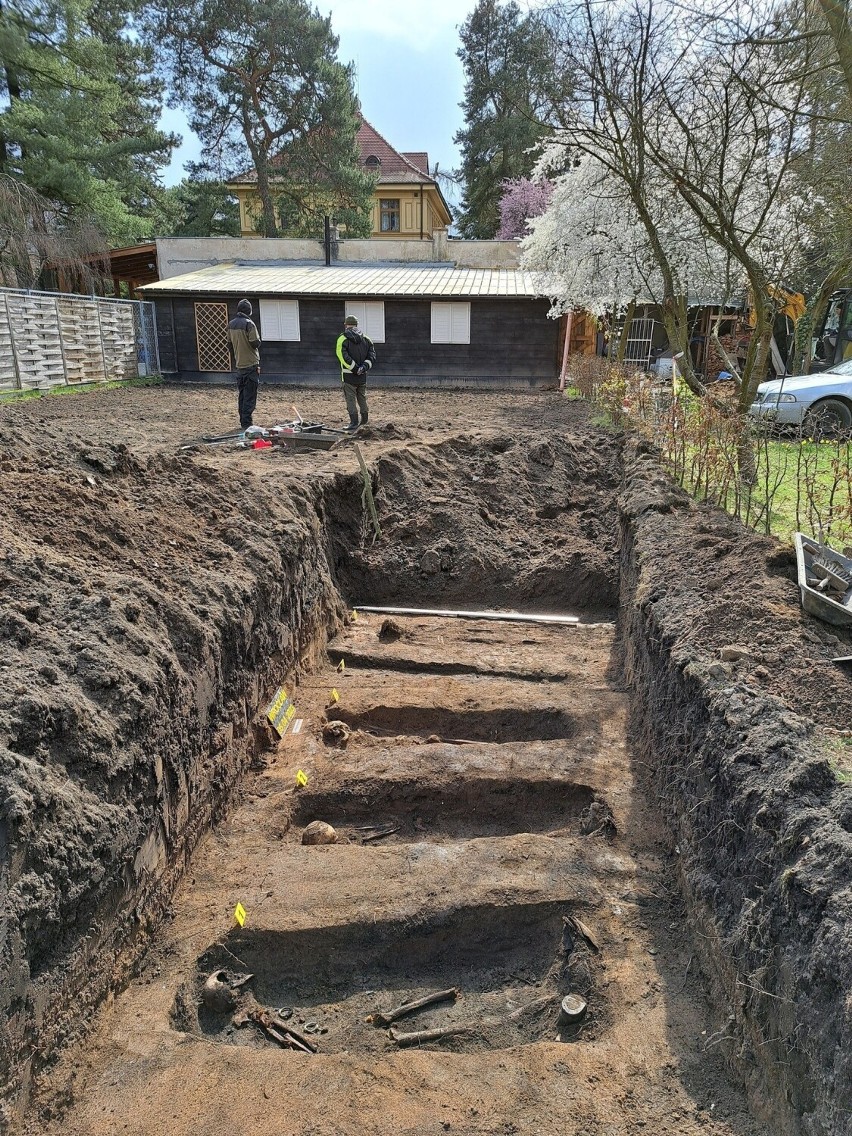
[228,118,453,241]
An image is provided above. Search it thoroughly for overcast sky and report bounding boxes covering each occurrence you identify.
[160,0,476,208]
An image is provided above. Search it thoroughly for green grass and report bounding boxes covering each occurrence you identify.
[825,736,852,785]
[673,433,852,545]
[746,438,852,543]
[0,374,163,404]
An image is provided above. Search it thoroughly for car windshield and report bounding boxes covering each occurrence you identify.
[828,359,852,377]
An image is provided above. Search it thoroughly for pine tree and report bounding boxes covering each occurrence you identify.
[454,0,565,239]
[0,0,176,244]
[155,176,240,238]
[152,0,373,238]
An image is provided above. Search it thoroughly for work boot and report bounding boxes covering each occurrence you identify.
[345,423,359,433]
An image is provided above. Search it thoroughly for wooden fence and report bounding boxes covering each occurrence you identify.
[0,288,159,392]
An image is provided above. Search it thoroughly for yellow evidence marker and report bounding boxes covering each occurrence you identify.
[337,659,345,673]
[330,688,340,703]
[296,769,309,787]
[234,902,247,927]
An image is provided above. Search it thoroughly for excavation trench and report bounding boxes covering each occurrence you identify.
[2,402,848,1136]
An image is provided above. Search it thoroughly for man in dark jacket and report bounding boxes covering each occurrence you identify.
[336,315,376,432]
[228,298,261,429]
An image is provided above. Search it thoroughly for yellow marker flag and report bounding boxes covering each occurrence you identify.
[234,902,247,927]
[351,610,358,621]
[330,688,340,703]
[296,769,308,787]
[337,659,345,673]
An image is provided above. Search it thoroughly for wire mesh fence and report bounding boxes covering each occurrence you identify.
[0,288,160,392]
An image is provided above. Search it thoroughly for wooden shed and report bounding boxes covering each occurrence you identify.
[140,262,560,388]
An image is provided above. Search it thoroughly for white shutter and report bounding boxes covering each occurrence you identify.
[259,299,300,341]
[431,303,453,343]
[451,303,471,344]
[431,302,470,344]
[345,301,366,333]
[366,302,385,343]
[345,301,385,342]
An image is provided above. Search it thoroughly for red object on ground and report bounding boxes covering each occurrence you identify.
[251,439,272,449]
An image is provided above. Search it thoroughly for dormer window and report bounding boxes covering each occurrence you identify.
[365,155,381,170]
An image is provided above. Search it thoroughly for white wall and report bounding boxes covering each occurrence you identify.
[155,233,521,278]
[156,238,324,279]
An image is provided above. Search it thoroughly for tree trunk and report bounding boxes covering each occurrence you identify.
[1,4,22,174]
[792,269,847,375]
[240,100,278,238]
[817,0,852,104]
[661,293,704,395]
[253,152,279,238]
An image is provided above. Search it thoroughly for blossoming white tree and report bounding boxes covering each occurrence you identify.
[524,150,732,321]
[529,0,841,411]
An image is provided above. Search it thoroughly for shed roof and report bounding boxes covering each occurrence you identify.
[139,261,540,299]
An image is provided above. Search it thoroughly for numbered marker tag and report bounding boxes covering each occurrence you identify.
[234,902,247,927]
[266,686,296,737]
[296,769,308,787]
[337,659,345,673]
[330,688,340,704]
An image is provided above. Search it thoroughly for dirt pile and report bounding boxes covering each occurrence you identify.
[336,431,621,612]
[620,436,852,1135]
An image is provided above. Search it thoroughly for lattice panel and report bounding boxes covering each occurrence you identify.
[98,301,137,381]
[195,302,231,372]
[4,293,67,389]
[57,297,107,384]
[0,298,17,389]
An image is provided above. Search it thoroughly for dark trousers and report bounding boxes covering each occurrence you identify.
[237,367,259,428]
[343,379,368,426]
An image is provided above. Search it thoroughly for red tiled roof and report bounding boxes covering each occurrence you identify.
[356,120,432,183]
[225,118,451,220]
[401,152,430,175]
[229,120,433,186]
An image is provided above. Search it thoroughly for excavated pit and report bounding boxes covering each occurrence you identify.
[2,388,849,1136]
[325,704,579,743]
[179,901,606,1055]
[286,776,605,842]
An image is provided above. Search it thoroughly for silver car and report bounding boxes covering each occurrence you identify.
[749,358,852,433]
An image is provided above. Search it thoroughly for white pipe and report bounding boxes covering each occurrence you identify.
[355,606,580,625]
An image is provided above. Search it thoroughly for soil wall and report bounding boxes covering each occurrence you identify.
[619,437,852,1136]
[0,447,367,1126]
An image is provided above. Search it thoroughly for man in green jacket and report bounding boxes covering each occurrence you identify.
[336,315,376,432]
[228,298,261,428]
